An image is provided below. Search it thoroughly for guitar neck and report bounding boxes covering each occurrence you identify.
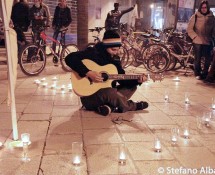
[108,74,141,80]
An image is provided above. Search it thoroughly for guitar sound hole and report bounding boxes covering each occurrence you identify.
[101,72,109,82]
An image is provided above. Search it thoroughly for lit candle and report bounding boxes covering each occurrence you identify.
[42,83,48,88]
[41,78,46,82]
[21,133,31,162]
[34,79,39,84]
[73,156,81,165]
[204,117,210,127]
[68,87,72,92]
[61,85,65,90]
[52,77,58,81]
[118,143,126,165]
[164,94,169,102]
[185,93,190,104]
[72,142,82,166]
[183,129,189,139]
[173,76,180,82]
[154,138,161,152]
[50,84,56,89]
[35,80,41,85]
[21,133,30,143]
[119,151,126,165]
[185,97,189,104]
[171,135,177,144]
[212,104,215,110]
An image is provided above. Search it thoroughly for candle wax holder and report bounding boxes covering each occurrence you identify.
[118,143,126,165]
[21,133,31,162]
[183,129,189,139]
[184,92,190,104]
[171,127,179,144]
[154,138,161,152]
[72,142,83,166]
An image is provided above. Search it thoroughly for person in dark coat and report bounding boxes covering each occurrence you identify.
[187,0,215,80]
[52,0,72,52]
[65,30,148,116]
[11,0,30,46]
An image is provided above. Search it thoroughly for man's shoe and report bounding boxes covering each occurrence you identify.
[136,101,149,110]
[97,105,111,116]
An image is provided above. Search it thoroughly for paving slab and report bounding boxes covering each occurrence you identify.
[86,144,137,174]
[1,63,215,174]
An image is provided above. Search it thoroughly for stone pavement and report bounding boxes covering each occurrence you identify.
[0,59,215,175]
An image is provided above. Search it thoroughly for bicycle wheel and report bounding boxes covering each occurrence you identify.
[146,52,169,73]
[118,45,129,68]
[166,56,178,71]
[18,43,46,76]
[60,44,79,71]
[142,43,170,69]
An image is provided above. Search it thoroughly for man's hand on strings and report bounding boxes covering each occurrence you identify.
[138,74,147,83]
[86,71,104,82]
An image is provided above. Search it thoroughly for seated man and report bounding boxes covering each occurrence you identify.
[65,30,148,116]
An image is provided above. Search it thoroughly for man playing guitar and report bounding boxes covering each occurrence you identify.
[65,30,148,116]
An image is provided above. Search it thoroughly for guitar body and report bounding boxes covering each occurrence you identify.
[71,59,118,97]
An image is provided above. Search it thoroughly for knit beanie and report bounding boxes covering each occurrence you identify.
[102,30,122,48]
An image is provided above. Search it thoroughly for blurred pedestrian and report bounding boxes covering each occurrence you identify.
[187,0,215,80]
[52,0,72,52]
[105,2,135,32]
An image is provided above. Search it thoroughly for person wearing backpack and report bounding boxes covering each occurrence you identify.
[187,0,215,80]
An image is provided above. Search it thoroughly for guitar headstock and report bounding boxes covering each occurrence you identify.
[147,73,164,82]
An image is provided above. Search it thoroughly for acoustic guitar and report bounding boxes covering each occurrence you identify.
[71,59,163,97]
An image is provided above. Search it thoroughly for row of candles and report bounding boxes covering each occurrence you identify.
[164,90,215,110]
[34,77,73,92]
[18,112,213,165]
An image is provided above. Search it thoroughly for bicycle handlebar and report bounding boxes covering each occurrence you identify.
[88,27,105,33]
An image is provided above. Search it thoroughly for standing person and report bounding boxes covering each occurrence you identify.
[52,0,72,52]
[105,2,135,32]
[29,0,48,43]
[11,0,30,47]
[65,30,148,116]
[41,0,51,27]
[187,0,215,80]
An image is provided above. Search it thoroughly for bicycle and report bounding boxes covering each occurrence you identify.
[163,30,195,73]
[86,26,105,48]
[120,26,171,72]
[18,27,79,76]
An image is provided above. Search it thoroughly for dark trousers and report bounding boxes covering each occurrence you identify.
[80,86,137,113]
[193,44,212,77]
[52,29,65,52]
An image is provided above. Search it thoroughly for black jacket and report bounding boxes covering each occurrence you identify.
[11,1,30,31]
[29,5,47,31]
[52,5,72,28]
[65,43,140,89]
